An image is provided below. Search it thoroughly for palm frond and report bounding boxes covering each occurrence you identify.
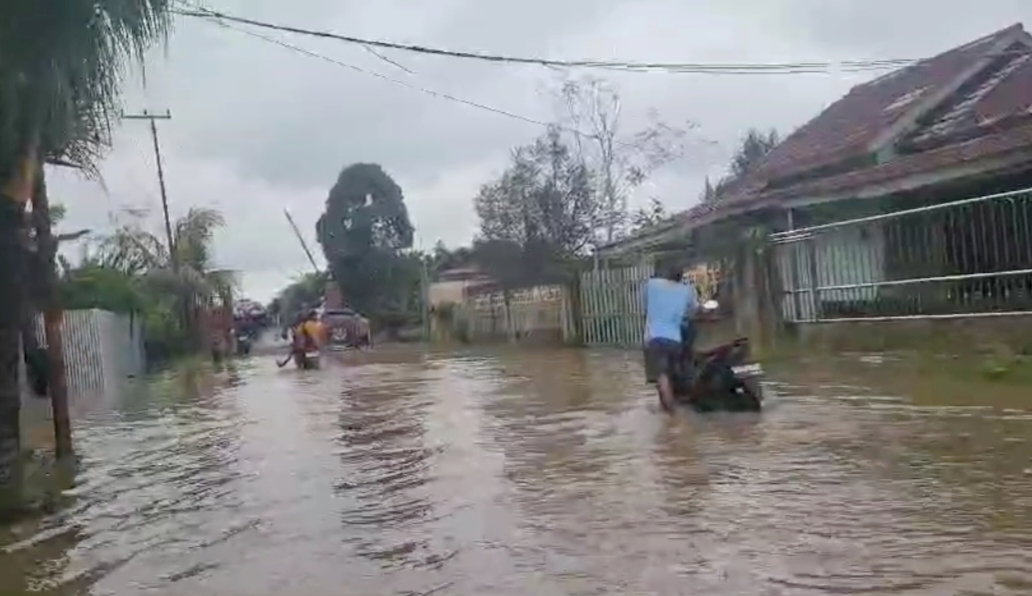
[0,0,173,177]
[143,265,211,296]
[173,207,225,270]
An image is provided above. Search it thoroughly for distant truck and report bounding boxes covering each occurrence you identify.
[319,308,371,350]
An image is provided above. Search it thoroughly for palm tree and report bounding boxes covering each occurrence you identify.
[0,0,172,507]
[98,207,236,347]
[102,207,235,298]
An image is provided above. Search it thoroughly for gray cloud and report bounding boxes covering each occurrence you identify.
[48,0,1032,302]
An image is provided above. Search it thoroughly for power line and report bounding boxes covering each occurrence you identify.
[172,4,918,75]
[197,15,726,155]
[177,2,727,168]
[194,15,588,134]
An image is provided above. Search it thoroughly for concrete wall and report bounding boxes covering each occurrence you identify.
[428,280,469,306]
[436,284,569,345]
[794,316,1032,355]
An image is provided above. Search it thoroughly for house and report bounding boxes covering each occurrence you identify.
[427,267,494,307]
[599,23,1032,332]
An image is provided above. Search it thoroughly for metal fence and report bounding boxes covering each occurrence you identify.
[771,187,1032,322]
[579,264,652,346]
[22,309,146,397]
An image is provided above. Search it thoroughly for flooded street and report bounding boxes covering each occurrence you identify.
[2,346,1031,595]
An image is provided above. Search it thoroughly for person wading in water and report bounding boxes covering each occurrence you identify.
[643,260,699,413]
[278,309,324,368]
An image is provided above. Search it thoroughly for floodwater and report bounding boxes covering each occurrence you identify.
[2,345,1032,595]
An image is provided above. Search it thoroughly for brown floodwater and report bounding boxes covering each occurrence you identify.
[2,345,1031,595]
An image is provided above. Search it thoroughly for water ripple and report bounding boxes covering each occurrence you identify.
[1,348,1030,594]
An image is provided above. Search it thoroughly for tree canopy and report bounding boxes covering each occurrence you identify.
[701,127,781,203]
[315,163,417,325]
[57,206,235,361]
[475,127,596,256]
[552,76,689,242]
[472,128,597,289]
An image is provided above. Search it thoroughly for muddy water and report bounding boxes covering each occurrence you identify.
[2,347,1031,595]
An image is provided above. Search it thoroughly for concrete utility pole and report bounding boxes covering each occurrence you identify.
[123,109,176,269]
[283,209,320,275]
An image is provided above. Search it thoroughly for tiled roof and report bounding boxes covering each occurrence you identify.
[599,24,1032,254]
[764,120,1032,200]
[747,24,1027,182]
[706,24,1032,221]
[663,119,1032,235]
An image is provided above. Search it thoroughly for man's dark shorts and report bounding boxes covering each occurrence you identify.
[643,337,682,384]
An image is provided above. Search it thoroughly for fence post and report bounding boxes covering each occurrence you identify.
[807,237,821,321]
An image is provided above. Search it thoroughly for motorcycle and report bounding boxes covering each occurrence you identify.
[293,349,320,370]
[235,330,253,356]
[671,300,764,412]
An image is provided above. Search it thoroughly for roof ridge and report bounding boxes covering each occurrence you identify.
[855,23,1025,91]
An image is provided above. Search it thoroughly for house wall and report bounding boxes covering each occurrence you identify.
[433,284,570,345]
[469,285,567,343]
[428,280,469,306]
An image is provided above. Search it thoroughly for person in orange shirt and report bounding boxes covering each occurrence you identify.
[291,310,325,368]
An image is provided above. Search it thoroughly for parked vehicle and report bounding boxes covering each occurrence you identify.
[320,308,371,351]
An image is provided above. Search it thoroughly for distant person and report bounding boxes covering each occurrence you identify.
[643,260,699,413]
[292,310,324,352]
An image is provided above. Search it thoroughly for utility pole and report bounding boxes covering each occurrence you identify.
[123,109,176,269]
[421,256,431,341]
[283,209,321,275]
[123,110,203,351]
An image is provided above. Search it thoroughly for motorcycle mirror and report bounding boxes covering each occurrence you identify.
[702,299,719,311]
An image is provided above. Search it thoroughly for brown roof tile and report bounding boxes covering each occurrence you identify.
[748,24,1025,182]
[767,120,1032,198]
[603,24,1032,252]
[668,121,1032,235]
[970,54,1032,123]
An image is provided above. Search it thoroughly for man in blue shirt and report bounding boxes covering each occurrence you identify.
[643,260,699,412]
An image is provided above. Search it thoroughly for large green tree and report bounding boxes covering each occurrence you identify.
[0,0,172,510]
[315,163,415,326]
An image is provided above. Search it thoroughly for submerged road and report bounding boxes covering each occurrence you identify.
[2,346,1031,595]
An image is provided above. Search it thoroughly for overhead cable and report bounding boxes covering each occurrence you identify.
[172,5,920,75]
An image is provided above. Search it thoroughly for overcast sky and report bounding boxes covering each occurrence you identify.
[46,0,1032,302]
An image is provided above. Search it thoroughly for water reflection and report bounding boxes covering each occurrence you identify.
[0,347,1029,595]
[334,364,437,566]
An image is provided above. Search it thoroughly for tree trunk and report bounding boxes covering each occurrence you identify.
[20,302,39,355]
[0,195,27,515]
[30,171,72,459]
